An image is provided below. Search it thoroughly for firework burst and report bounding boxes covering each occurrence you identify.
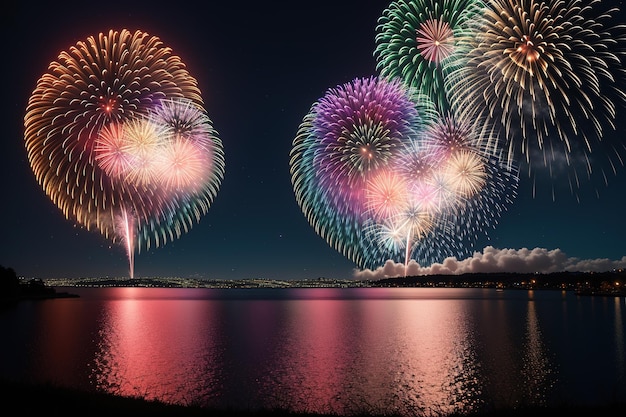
[24,29,225,277]
[416,18,456,64]
[290,76,517,272]
[442,150,488,198]
[310,76,427,217]
[374,0,486,113]
[365,170,411,221]
[445,0,626,199]
[290,76,433,269]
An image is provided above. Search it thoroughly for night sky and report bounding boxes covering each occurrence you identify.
[2,1,625,281]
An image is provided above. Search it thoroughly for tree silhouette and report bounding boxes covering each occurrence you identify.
[0,265,21,299]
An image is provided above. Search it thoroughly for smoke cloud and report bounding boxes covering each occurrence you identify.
[353,246,626,280]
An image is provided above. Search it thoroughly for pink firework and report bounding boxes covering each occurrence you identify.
[95,123,135,180]
[365,170,410,221]
[158,139,211,193]
[416,18,455,64]
[423,114,479,162]
[410,179,443,215]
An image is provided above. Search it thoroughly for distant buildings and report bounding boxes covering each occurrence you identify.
[40,270,625,295]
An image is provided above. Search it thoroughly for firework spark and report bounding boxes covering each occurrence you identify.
[365,170,411,221]
[416,18,456,64]
[442,150,488,198]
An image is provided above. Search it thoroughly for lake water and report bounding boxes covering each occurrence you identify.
[0,287,624,415]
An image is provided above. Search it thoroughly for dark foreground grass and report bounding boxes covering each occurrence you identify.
[1,378,625,417]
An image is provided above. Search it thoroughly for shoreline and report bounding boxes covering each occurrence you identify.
[40,270,626,296]
[1,378,625,417]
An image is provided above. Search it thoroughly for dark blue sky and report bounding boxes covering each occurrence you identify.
[2,1,625,280]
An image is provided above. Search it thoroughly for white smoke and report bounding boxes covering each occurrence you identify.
[352,246,626,280]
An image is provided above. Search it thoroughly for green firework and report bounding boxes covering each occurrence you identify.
[374,0,486,113]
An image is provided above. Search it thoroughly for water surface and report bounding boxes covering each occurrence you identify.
[1,287,624,415]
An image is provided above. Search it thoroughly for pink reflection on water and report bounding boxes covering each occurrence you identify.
[91,288,223,405]
[269,291,355,414]
[79,287,560,414]
[389,298,483,415]
[258,288,484,416]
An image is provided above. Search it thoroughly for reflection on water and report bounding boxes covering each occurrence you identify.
[268,296,357,414]
[87,288,560,414]
[2,287,624,415]
[34,298,98,387]
[91,288,225,405]
[615,298,625,379]
[385,299,483,415]
[522,295,553,405]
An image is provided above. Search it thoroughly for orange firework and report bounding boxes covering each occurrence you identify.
[24,29,224,277]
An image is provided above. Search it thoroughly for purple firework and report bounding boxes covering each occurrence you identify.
[311,76,424,217]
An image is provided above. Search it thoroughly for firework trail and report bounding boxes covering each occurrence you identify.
[374,0,486,113]
[24,29,225,278]
[445,0,626,199]
[290,77,517,272]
